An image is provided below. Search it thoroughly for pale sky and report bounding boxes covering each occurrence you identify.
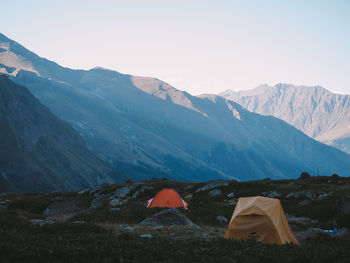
[1,0,350,95]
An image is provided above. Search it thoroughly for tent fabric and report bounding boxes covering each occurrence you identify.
[224,196,299,245]
[147,188,188,209]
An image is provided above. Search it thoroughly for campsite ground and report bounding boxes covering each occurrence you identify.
[1,176,350,262]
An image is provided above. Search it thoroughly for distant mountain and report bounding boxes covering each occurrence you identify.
[0,75,120,193]
[219,84,350,154]
[1,33,349,180]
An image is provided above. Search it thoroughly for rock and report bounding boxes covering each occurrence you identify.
[318,193,330,200]
[202,232,209,237]
[305,227,323,235]
[30,219,45,226]
[140,185,153,192]
[285,191,313,199]
[336,197,350,215]
[226,199,238,206]
[140,208,198,229]
[113,186,132,198]
[119,224,135,232]
[285,193,295,199]
[333,227,349,236]
[110,207,121,212]
[299,199,312,206]
[152,225,164,230]
[89,194,106,210]
[227,192,234,198]
[185,194,193,199]
[217,215,228,224]
[72,220,85,224]
[109,198,126,207]
[185,185,193,190]
[196,181,229,192]
[208,189,222,196]
[131,191,140,199]
[140,234,153,238]
[262,191,280,198]
[44,196,83,216]
[78,188,90,195]
[0,200,8,209]
[287,214,319,225]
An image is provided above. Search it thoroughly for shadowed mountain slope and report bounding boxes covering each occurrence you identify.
[0,75,121,192]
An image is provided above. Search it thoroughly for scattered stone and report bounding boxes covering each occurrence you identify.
[78,188,90,195]
[318,193,330,200]
[109,198,126,207]
[131,191,140,199]
[185,194,193,199]
[285,191,313,199]
[89,194,106,210]
[287,214,318,225]
[110,207,121,212]
[202,232,209,238]
[29,219,45,226]
[140,208,199,229]
[208,189,222,196]
[299,199,312,206]
[227,192,234,198]
[305,227,323,235]
[72,220,85,224]
[152,225,164,230]
[196,181,229,192]
[226,199,238,206]
[140,185,153,193]
[44,196,83,216]
[113,186,133,199]
[185,185,193,190]
[262,191,280,198]
[217,215,228,225]
[140,234,153,238]
[119,225,135,232]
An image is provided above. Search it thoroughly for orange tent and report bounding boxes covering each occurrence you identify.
[147,188,188,209]
[224,196,299,245]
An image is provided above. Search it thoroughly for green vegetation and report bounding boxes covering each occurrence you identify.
[0,176,350,262]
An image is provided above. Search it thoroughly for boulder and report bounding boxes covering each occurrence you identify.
[196,181,229,192]
[217,215,228,225]
[287,214,318,225]
[299,199,312,206]
[44,196,83,216]
[113,186,132,198]
[227,192,234,198]
[140,208,199,229]
[208,189,222,196]
[109,198,126,207]
[285,191,313,199]
[89,194,106,210]
[262,191,280,198]
[140,234,153,238]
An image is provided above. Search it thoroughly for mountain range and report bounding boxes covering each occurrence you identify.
[219,84,350,154]
[0,33,349,186]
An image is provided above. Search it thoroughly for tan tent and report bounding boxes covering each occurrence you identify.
[224,196,299,245]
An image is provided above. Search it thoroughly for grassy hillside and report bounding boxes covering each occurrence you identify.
[0,176,349,262]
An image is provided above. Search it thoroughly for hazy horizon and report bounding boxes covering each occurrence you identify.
[2,0,349,95]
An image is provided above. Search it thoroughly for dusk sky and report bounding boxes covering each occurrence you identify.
[2,0,350,95]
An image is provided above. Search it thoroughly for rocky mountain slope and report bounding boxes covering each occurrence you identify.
[0,75,122,193]
[219,84,350,154]
[0,176,349,262]
[1,33,350,181]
